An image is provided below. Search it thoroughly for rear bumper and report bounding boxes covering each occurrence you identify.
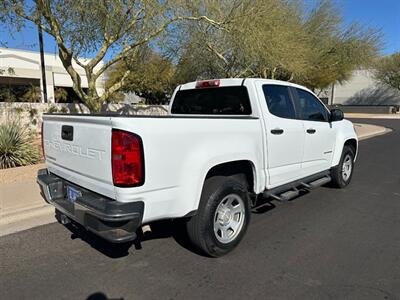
[37,169,143,243]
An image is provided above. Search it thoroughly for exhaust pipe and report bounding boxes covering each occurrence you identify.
[60,214,70,225]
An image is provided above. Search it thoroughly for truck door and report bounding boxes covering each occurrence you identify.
[255,82,305,187]
[291,87,336,176]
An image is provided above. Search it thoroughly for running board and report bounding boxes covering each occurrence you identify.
[264,188,299,202]
[262,171,332,202]
[279,189,300,201]
[307,175,331,189]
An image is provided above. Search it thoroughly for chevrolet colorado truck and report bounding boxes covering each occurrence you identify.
[37,78,358,257]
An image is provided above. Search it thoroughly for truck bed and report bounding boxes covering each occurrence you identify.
[43,113,264,222]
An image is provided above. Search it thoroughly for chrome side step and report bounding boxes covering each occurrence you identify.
[264,188,300,202]
[279,189,300,201]
[262,174,332,202]
[308,175,331,189]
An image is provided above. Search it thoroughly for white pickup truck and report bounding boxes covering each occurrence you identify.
[37,78,358,257]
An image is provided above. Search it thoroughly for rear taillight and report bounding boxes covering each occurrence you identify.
[112,129,144,187]
[41,122,45,157]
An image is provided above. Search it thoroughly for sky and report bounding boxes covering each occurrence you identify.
[0,0,399,56]
[339,0,400,55]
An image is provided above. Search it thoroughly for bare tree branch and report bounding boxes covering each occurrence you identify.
[93,15,225,80]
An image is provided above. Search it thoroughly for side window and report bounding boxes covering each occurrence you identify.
[262,85,296,119]
[296,88,328,122]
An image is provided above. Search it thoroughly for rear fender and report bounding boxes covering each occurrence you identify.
[179,154,263,215]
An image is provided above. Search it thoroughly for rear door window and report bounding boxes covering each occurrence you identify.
[171,86,252,115]
[262,85,296,119]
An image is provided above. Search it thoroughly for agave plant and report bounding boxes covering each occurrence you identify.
[0,120,40,169]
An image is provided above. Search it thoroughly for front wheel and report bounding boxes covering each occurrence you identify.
[330,145,355,188]
[186,176,251,257]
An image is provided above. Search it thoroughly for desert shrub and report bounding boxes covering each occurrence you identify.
[13,107,24,114]
[47,105,59,113]
[29,108,39,125]
[29,108,38,117]
[59,106,69,113]
[0,120,40,169]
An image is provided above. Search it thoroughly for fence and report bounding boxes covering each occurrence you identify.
[0,102,169,131]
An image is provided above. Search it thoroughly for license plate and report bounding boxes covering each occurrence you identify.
[66,186,82,203]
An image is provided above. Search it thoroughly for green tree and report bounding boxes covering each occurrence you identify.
[106,47,175,104]
[374,53,400,91]
[20,84,41,102]
[54,87,68,103]
[174,0,294,80]
[0,87,17,102]
[174,0,380,91]
[1,0,224,112]
[298,1,381,90]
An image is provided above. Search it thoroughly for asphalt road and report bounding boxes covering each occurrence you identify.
[1,119,400,300]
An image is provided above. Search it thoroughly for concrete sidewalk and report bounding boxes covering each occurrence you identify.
[345,113,400,119]
[0,122,393,238]
[0,164,55,237]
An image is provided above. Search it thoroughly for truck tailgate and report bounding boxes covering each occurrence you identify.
[43,114,115,199]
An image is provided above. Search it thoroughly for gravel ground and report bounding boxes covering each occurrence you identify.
[0,136,44,184]
[0,163,46,184]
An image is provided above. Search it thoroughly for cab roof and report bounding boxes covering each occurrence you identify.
[179,78,314,95]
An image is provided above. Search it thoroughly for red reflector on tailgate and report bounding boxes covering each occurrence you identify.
[112,129,144,187]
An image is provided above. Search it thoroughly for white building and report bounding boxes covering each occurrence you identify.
[328,69,400,106]
[0,47,105,103]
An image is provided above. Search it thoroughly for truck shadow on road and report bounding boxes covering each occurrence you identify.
[63,218,201,258]
[62,192,311,259]
[87,292,123,300]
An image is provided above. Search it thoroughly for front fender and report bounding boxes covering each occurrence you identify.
[331,120,358,167]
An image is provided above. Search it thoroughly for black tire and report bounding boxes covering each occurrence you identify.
[186,176,251,257]
[330,145,355,188]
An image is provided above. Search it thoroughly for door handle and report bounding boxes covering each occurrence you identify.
[306,129,316,134]
[271,129,284,135]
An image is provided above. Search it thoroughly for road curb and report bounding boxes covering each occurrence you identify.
[0,205,56,237]
[345,113,400,119]
[353,123,392,141]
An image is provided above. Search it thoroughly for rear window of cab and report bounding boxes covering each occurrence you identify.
[171,86,252,115]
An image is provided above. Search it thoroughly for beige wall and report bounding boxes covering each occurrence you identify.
[331,70,400,105]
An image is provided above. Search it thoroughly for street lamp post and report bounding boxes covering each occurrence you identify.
[38,25,48,103]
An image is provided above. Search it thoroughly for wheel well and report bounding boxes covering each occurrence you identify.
[344,139,357,154]
[205,160,255,192]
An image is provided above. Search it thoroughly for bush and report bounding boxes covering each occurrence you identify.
[13,107,24,114]
[0,120,40,169]
[29,108,39,125]
[47,105,59,113]
[59,106,69,113]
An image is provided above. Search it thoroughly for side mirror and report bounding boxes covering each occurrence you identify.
[330,109,344,122]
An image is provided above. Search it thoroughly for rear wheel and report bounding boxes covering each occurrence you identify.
[330,145,355,188]
[186,176,251,257]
